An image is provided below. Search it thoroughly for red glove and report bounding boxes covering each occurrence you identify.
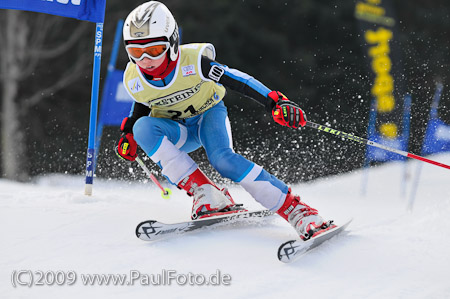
[116,117,138,161]
[117,133,137,161]
[268,91,307,128]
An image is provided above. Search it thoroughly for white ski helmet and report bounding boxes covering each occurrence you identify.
[123,1,179,62]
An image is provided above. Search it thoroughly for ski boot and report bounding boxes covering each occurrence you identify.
[277,188,334,240]
[178,168,245,220]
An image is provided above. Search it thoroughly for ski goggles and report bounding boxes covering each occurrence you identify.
[125,41,169,61]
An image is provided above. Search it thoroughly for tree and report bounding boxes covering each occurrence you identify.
[0,10,89,181]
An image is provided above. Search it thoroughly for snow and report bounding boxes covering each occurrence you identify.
[1,153,450,299]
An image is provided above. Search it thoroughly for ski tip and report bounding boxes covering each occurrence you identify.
[339,218,353,229]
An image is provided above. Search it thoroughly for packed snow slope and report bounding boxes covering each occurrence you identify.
[1,153,450,299]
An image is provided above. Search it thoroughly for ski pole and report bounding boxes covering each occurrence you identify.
[306,121,450,170]
[135,156,172,199]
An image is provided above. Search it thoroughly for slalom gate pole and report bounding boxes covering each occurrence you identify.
[135,156,172,199]
[84,23,104,196]
[408,82,444,211]
[306,121,450,170]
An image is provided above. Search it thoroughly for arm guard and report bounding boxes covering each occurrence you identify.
[200,56,273,109]
[121,102,151,133]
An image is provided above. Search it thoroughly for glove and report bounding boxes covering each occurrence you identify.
[117,133,138,161]
[116,117,138,161]
[268,91,307,128]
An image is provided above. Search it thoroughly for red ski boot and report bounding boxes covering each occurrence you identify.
[178,168,244,220]
[277,188,334,240]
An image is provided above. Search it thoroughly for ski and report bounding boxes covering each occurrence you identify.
[277,219,352,263]
[136,209,273,241]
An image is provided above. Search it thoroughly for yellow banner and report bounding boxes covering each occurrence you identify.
[355,0,404,140]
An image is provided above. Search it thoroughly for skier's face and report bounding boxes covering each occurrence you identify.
[136,55,166,71]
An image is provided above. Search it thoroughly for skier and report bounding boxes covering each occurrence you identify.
[116,1,332,240]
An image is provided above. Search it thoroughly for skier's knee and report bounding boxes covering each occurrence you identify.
[133,117,162,144]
